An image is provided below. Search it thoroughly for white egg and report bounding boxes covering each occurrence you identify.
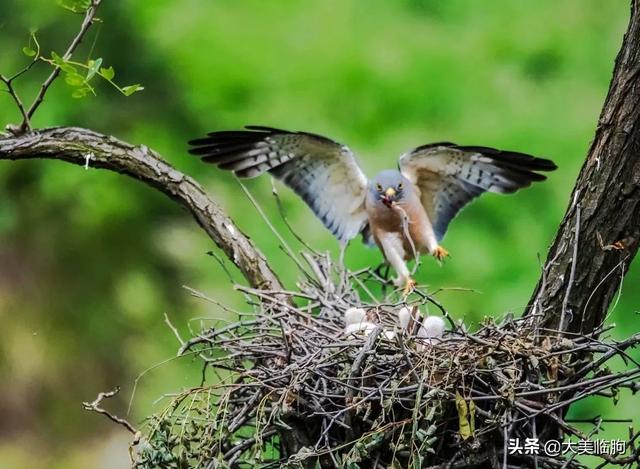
[345,321,377,335]
[344,307,367,326]
[418,316,446,339]
[383,330,397,340]
[397,306,412,330]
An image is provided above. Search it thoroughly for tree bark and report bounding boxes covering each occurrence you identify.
[526,0,640,335]
[0,126,284,292]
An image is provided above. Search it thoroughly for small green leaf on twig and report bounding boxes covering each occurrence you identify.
[43,52,141,99]
[121,84,144,96]
[58,0,92,13]
[72,88,88,98]
[65,72,85,87]
[22,31,40,59]
[99,66,115,80]
[87,58,102,80]
[51,51,77,74]
[51,51,64,65]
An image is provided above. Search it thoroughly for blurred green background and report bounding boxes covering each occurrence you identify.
[0,0,637,467]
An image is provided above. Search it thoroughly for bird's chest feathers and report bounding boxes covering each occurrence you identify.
[368,201,422,233]
[368,201,430,255]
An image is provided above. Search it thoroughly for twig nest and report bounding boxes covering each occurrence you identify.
[138,250,640,468]
[344,321,377,335]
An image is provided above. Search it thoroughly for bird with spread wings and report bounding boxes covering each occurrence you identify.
[188,126,556,293]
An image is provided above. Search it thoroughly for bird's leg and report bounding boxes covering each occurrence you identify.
[390,264,416,296]
[392,274,416,295]
[433,245,450,262]
[419,219,450,264]
[379,233,415,295]
[402,277,417,295]
[338,242,347,266]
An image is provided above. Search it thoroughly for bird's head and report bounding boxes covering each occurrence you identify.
[370,170,409,208]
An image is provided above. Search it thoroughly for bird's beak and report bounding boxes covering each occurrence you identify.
[382,187,396,207]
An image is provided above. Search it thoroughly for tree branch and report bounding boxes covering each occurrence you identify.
[0,126,284,292]
[0,32,41,132]
[82,386,137,435]
[0,75,32,130]
[17,0,102,133]
[526,0,640,334]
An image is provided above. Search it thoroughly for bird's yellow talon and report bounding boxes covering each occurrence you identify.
[403,277,417,295]
[433,245,449,262]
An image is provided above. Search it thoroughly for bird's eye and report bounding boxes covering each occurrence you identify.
[376,183,383,192]
[397,183,404,190]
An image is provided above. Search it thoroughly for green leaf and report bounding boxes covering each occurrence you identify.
[65,72,85,87]
[86,58,103,80]
[62,64,78,75]
[71,88,88,99]
[50,52,76,74]
[58,0,91,13]
[22,46,37,57]
[99,66,115,81]
[51,51,64,66]
[121,84,144,96]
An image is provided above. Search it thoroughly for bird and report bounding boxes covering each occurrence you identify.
[188,126,556,294]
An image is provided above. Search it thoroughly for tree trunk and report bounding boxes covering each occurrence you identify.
[526,0,640,335]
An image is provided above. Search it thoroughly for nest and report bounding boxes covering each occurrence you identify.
[130,253,640,469]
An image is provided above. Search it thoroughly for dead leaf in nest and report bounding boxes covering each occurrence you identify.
[547,356,560,384]
[529,355,540,369]
[456,391,474,440]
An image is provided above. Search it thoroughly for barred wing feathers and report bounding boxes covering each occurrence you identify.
[399,143,557,241]
[189,126,369,243]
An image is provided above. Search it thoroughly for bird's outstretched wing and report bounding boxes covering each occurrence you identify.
[398,143,557,241]
[189,126,369,243]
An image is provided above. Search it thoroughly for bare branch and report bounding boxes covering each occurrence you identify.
[0,75,31,132]
[20,0,102,132]
[0,31,40,132]
[0,127,284,292]
[82,386,137,434]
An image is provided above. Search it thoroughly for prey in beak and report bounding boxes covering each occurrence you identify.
[381,187,396,207]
